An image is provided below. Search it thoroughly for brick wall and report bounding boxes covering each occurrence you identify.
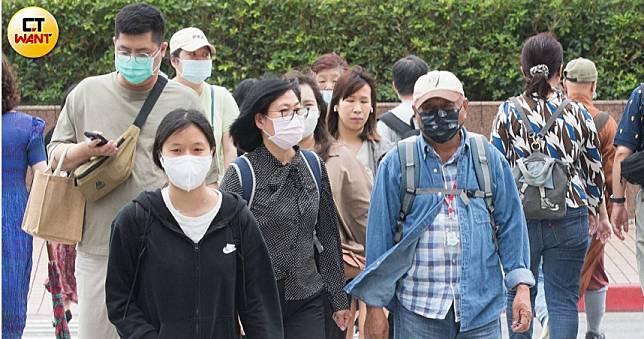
[18,101,638,215]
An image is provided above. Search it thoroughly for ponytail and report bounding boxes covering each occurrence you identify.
[520,32,563,99]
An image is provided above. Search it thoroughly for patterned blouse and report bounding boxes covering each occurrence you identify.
[491,91,604,214]
[220,146,349,312]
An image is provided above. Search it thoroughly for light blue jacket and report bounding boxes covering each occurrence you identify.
[345,129,535,331]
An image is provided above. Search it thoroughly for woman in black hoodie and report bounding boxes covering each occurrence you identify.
[106,109,283,339]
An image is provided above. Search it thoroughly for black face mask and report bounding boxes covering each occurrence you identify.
[419,108,462,144]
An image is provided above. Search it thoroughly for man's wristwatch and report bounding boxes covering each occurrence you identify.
[609,195,626,204]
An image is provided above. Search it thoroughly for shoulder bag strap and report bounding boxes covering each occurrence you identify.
[133,76,168,128]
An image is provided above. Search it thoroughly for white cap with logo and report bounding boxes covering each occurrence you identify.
[169,27,215,55]
[413,70,465,108]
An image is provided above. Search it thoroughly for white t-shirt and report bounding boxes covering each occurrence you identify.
[161,187,222,243]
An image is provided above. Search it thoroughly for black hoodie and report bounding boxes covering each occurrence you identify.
[106,190,283,339]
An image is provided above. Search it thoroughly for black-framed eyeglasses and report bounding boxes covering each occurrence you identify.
[268,107,311,121]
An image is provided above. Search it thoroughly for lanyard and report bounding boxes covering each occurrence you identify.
[444,181,457,218]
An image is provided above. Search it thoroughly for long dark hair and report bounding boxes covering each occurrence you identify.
[284,71,334,161]
[327,66,380,142]
[521,32,563,99]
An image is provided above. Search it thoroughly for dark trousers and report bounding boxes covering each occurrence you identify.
[278,280,326,339]
[324,293,348,339]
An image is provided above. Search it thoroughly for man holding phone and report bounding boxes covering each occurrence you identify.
[47,4,215,338]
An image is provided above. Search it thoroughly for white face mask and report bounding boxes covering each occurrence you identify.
[180,59,212,84]
[302,108,320,137]
[321,90,333,104]
[264,115,305,150]
[161,155,212,192]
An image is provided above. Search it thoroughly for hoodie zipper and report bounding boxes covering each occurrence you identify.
[194,243,200,338]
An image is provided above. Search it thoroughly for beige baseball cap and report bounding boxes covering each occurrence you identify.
[169,27,215,55]
[413,70,465,108]
[564,57,597,83]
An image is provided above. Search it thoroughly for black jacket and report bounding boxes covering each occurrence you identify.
[106,190,283,339]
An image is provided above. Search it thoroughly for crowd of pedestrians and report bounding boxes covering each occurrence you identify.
[2,3,643,339]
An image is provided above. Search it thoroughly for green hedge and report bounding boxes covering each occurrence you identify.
[2,0,642,105]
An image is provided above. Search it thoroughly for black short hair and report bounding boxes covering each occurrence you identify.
[392,55,429,96]
[229,79,297,152]
[115,3,165,44]
[153,109,216,169]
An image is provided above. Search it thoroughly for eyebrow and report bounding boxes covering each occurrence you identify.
[117,46,153,53]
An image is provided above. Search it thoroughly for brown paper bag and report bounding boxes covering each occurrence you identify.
[22,146,85,244]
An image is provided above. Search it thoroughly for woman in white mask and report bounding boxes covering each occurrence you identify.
[221,79,351,339]
[169,27,240,182]
[106,109,282,338]
[283,72,334,160]
[286,71,372,339]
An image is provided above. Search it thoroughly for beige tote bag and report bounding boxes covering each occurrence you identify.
[22,146,85,244]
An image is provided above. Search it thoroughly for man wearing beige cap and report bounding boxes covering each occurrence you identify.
[563,57,616,339]
[346,71,534,338]
[170,27,240,181]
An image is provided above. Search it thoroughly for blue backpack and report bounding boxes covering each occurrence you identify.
[231,149,325,253]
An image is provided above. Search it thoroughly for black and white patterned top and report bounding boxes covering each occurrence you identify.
[220,146,349,312]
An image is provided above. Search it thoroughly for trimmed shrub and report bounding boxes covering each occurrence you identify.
[2,0,642,104]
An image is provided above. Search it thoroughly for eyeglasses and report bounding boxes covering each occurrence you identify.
[115,48,161,64]
[268,107,311,121]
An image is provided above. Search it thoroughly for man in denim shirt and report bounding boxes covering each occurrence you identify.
[346,71,535,338]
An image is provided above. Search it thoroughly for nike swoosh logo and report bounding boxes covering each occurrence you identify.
[223,244,236,254]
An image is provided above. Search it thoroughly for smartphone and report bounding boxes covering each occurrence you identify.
[84,131,108,146]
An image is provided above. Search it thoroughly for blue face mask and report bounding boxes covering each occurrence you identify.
[180,59,212,84]
[114,51,158,85]
[322,90,333,104]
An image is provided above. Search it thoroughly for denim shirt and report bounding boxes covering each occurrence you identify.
[345,129,535,331]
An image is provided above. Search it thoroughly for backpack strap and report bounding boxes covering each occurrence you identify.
[210,85,216,125]
[394,136,420,244]
[510,96,535,136]
[230,155,255,207]
[468,134,499,249]
[593,111,611,133]
[301,150,322,199]
[300,150,324,253]
[380,111,416,138]
[539,98,570,138]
